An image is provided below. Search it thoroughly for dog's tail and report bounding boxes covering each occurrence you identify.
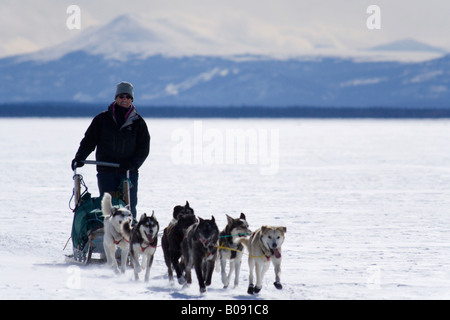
[102,193,113,217]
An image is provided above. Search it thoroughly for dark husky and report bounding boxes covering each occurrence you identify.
[162,212,197,284]
[130,211,159,282]
[217,213,251,288]
[172,201,194,222]
[182,216,219,293]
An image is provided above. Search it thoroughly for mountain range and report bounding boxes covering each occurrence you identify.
[1,14,450,110]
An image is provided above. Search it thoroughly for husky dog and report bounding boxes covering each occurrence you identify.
[169,201,195,225]
[102,193,133,274]
[182,216,219,293]
[239,226,287,295]
[217,213,251,288]
[173,201,195,219]
[162,212,197,284]
[130,211,159,281]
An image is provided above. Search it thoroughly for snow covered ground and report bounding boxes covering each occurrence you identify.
[1,117,450,300]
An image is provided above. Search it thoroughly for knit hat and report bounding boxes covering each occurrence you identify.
[115,81,134,100]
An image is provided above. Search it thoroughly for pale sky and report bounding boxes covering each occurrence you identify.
[1,0,449,58]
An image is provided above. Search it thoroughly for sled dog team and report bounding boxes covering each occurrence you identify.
[102,193,287,294]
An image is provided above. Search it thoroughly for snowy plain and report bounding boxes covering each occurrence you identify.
[0,117,450,300]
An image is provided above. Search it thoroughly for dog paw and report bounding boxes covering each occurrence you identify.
[200,287,207,294]
[274,281,283,290]
[178,276,186,285]
[254,286,262,294]
[247,284,255,295]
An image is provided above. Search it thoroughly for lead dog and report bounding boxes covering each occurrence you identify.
[130,211,159,281]
[217,213,251,288]
[239,225,287,294]
[182,216,219,293]
[102,193,133,274]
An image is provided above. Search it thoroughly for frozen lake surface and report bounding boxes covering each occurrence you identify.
[0,117,449,300]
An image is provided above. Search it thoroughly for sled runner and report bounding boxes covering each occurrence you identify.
[67,160,131,264]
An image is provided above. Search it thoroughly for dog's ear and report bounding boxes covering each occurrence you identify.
[151,210,155,218]
[226,214,233,224]
[278,226,287,234]
[185,201,190,208]
[261,226,269,233]
[240,212,246,220]
[211,215,215,222]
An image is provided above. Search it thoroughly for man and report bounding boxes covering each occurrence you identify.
[71,81,150,218]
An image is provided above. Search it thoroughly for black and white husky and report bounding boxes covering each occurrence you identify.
[102,193,132,274]
[130,212,159,282]
[182,216,219,293]
[217,213,251,288]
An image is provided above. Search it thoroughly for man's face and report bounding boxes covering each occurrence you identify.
[115,93,133,108]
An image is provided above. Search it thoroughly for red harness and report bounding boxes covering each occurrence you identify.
[113,237,129,245]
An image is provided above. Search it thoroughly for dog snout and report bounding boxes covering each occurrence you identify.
[271,242,278,249]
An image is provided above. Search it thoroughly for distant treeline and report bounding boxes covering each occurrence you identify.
[1,102,450,118]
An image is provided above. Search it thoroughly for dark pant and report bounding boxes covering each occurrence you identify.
[97,171,139,218]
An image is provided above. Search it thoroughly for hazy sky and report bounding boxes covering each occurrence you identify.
[1,0,449,58]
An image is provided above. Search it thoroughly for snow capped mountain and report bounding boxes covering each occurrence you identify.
[369,39,447,54]
[22,14,277,62]
[2,14,450,109]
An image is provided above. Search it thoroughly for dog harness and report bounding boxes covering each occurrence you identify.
[113,236,129,245]
[139,239,157,252]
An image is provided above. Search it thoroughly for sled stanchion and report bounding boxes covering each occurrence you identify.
[73,162,81,208]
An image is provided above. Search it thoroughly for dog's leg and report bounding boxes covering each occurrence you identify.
[205,259,215,287]
[234,253,242,288]
[173,254,186,285]
[220,255,229,288]
[227,259,235,288]
[120,246,129,274]
[104,241,120,273]
[131,249,141,281]
[145,253,154,282]
[162,237,174,282]
[164,251,174,282]
[272,257,283,290]
[254,259,270,293]
[194,257,206,293]
[141,255,147,270]
[247,257,255,294]
[254,260,263,293]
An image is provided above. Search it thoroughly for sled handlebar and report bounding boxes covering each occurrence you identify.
[80,160,120,168]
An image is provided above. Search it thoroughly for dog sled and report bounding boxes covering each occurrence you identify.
[66,160,131,265]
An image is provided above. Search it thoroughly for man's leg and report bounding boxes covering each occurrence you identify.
[129,173,138,219]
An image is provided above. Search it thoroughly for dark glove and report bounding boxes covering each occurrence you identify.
[71,158,84,171]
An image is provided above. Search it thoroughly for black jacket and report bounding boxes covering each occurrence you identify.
[74,102,150,173]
